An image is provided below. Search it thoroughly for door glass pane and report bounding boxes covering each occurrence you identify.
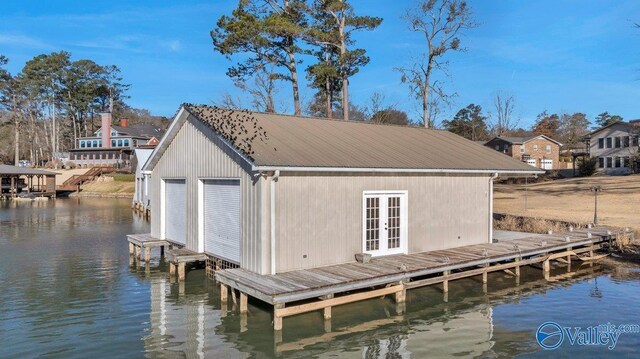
[365,197,379,251]
[387,196,401,249]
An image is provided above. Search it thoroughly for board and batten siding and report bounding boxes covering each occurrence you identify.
[274,173,491,273]
[149,115,265,273]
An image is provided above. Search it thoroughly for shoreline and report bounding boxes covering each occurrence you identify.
[68,192,134,199]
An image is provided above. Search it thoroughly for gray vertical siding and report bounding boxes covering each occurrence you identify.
[150,115,264,273]
[274,173,491,273]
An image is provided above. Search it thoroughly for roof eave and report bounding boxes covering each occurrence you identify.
[253,165,544,175]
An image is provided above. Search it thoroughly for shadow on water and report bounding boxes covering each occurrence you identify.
[2,199,640,358]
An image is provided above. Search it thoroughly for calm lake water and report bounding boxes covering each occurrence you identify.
[1,198,640,358]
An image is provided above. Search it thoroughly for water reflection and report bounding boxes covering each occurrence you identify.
[144,274,249,359]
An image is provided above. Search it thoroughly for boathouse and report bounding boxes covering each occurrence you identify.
[0,165,58,199]
[142,105,542,275]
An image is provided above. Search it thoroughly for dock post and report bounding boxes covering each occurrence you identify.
[220,284,228,304]
[482,271,488,284]
[144,247,151,262]
[240,292,248,314]
[443,270,450,293]
[274,303,284,331]
[169,262,176,279]
[395,283,406,304]
[178,262,186,281]
[543,259,550,280]
[135,245,141,260]
[322,294,333,320]
[515,257,521,277]
[128,242,134,256]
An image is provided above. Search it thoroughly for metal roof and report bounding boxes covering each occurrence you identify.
[0,165,58,176]
[181,105,542,174]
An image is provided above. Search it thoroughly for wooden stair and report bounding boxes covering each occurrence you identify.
[57,166,115,191]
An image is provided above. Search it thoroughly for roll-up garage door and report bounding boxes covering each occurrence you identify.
[165,179,186,245]
[203,179,241,263]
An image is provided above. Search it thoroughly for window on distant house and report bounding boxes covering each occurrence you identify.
[598,138,604,149]
[117,139,123,147]
[546,144,551,154]
[615,136,621,148]
[624,136,630,148]
[598,157,605,168]
[533,144,538,151]
[624,157,630,168]
[520,146,525,153]
[615,157,621,168]
[123,139,130,147]
[607,157,613,168]
[606,137,612,148]
[80,140,85,148]
[634,137,639,147]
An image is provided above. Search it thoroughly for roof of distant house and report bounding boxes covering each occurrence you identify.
[488,135,562,146]
[585,120,640,137]
[0,165,58,176]
[96,123,164,138]
[146,105,542,174]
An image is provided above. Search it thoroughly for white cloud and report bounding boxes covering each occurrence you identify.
[0,33,52,49]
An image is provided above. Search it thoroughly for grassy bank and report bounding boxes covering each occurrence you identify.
[494,175,640,230]
[74,174,135,198]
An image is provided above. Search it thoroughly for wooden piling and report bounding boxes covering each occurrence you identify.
[443,270,450,293]
[220,283,228,303]
[178,262,186,281]
[274,303,284,331]
[240,292,248,314]
[144,247,151,262]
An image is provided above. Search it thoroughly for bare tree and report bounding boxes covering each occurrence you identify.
[397,0,476,128]
[493,92,518,135]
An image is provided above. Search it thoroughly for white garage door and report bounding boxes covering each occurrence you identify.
[541,159,553,170]
[203,179,241,263]
[165,179,186,245]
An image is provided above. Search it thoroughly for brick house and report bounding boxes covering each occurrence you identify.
[484,135,562,170]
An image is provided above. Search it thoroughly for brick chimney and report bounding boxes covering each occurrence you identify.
[120,118,129,127]
[100,112,111,148]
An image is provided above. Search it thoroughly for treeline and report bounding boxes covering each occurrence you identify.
[441,99,625,148]
[211,0,475,127]
[0,52,166,165]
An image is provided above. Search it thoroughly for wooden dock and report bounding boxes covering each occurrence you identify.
[127,233,208,281]
[215,226,629,332]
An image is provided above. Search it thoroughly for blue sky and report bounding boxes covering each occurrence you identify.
[1,1,639,128]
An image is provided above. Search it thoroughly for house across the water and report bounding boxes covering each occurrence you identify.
[484,135,562,170]
[582,120,640,174]
[142,105,542,275]
[70,112,163,170]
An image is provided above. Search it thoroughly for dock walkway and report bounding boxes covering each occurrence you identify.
[215,226,627,331]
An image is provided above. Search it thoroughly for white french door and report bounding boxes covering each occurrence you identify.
[363,191,408,256]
